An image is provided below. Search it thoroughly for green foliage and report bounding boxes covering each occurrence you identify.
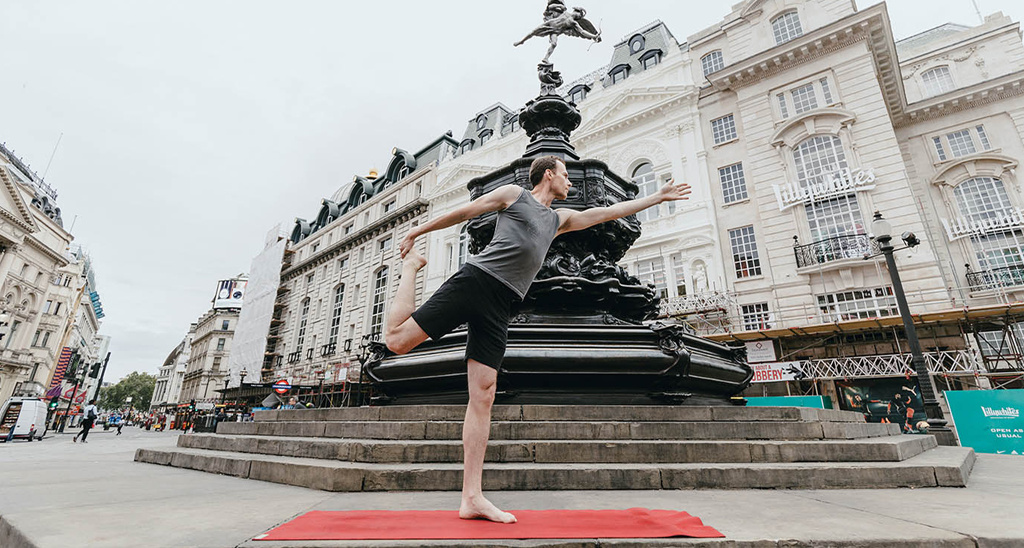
[98,372,157,411]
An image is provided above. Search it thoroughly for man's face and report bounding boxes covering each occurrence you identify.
[548,161,572,200]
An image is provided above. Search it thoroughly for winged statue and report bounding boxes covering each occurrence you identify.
[514,0,602,65]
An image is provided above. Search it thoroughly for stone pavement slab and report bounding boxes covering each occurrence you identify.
[1,429,1022,547]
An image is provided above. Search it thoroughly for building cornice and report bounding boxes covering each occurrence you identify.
[574,86,698,144]
[898,69,1024,128]
[0,166,38,233]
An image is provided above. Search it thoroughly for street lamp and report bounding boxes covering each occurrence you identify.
[869,211,953,443]
[222,377,230,404]
[316,369,326,408]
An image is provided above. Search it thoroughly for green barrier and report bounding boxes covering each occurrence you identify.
[946,389,1024,455]
[745,396,833,409]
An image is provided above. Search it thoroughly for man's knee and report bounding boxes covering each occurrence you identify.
[468,377,497,407]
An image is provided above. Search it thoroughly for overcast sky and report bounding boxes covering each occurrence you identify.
[2,0,1021,383]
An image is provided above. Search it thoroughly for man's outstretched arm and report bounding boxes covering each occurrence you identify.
[399,185,522,258]
[556,179,691,235]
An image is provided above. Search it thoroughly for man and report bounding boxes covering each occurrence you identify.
[385,155,691,523]
[73,399,99,443]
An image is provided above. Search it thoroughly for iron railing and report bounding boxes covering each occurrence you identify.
[966,264,1024,291]
[658,292,737,317]
[794,234,880,268]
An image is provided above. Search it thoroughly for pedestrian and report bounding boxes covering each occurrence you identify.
[116,415,124,436]
[384,155,691,523]
[73,399,99,443]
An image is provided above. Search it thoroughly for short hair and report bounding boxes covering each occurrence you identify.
[529,156,565,187]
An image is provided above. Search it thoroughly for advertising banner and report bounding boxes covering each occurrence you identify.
[746,396,833,409]
[213,279,247,310]
[946,389,1024,455]
[750,361,805,383]
[836,378,927,433]
[745,341,777,364]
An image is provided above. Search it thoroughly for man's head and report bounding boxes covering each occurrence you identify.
[88,399,96,405]
[529,156,571,199]
[288,396,298,404]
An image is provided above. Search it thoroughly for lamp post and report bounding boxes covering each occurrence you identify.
[222,377,230,404]
[239,370,247,407]
[316,369,326,408]
[870,211,954,444]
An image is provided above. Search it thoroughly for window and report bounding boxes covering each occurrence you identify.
[671,255,687,296]
[933,137,947,161]
[369,267,389,335]
[296,298,309,352]
[306,273,315,286]
[636,258,668,299]
[711,114,737,144]
[640,50,662,70]
[629,34,645,54]
[378,237,392,253]
[610,65,629,84]
[41,332,49,348]
[311,243,319,253]
[344,224,353,235]
[631,163,659,223]
[460,139,474,154]
[568,85,589,105]
[54,302,61,315]
[793,135,847,192]
[776,93,789,118]
[729,226,762,278]
[771,11,803,45]
[458,225,472,267]
[221,320,229,330]
[43,300,52,314]
[719,163,748,204]
[504,115,520,133]
[480,130,492,145]
[946,129,976,158]
[742,303,772,331]
[806,195,867,242]
[793,136,865,242]
[338,257,349,272]
[383,200,396,214]
[213,357,222,371]
[820,78,834,104]
[216,338,226,352]
[976,125,992,150]
[921,66,955,97]
[476,114,488,130]
[701,51,724,77]
[817,287,897,322]
[954,177,1024,271]
[32,330,40,347]
[329,285,344,346]
[791,83,818,114]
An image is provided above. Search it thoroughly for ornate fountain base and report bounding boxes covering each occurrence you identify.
[364,319,751,406]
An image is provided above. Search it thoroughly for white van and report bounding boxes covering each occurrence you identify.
[0,397,49,442]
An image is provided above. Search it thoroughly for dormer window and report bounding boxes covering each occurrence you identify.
[629,34,645,54]
[502,115,520,134]
[479,129,493,145]
[460,139,475,154]
[639,50,663,70]
[476,114,488,130]
[609,64,630,85]
[771,11,803,45]
[701,51,724,77]
[398,164,411,179]
[568,84,590,105]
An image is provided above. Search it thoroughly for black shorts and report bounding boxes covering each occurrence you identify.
[411,263,518,369]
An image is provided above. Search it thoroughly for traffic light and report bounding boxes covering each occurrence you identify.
[89,363,101,378]
[189,399,196,412]
[48,398,59,410]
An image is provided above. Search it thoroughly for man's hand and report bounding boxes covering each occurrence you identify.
[399,233,417,259]
[658,179,692,202]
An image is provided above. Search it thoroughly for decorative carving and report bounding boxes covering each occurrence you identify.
[611,140,670,174]
[902,46,980,80]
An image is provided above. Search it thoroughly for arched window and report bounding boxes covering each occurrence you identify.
[771,11,803,45]
[476,114,488,130]
[954,177,1024,271]
[701,51,724,77]
[629,34,646,54]
[794,136,865,242]
[369,267,389,336]
[458,225,472,267]
[632,163,659,223]
[296,298,310,353]
[921,66,955,97]
[328,285,344,346]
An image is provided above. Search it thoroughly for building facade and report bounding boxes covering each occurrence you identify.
[180,309,237,403]
[151,324,195,410]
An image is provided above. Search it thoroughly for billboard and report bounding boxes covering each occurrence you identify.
[213,278,247,310]
[946,389,1024,455]
[750,361,806,383]
[836,378,927,433]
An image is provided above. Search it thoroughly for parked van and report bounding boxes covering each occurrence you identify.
[0,397,49,442]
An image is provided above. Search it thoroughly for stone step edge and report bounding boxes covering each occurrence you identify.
[178,433,936,463]
[134,445,974,491]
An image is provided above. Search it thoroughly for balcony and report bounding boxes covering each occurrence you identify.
[794,234,880,268]
[966,264,1024,291]
[659,292,736,317]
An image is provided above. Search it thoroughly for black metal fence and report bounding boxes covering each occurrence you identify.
[966,264,1024,291]
[794,234,880,268]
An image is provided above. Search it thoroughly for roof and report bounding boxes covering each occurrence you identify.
[895,23,971,58]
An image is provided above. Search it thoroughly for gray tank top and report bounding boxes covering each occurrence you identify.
[467,186,561,300]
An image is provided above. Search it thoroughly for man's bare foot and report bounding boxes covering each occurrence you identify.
[459,495,517,523]
[405,249,427,271]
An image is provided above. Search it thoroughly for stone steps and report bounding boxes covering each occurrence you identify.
[217,419,900,440]
[178,433,938,464]
[134,445,975,491]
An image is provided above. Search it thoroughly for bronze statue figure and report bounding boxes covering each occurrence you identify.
[514,0,602,64]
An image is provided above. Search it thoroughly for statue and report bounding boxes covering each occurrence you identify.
[514,0,601,91]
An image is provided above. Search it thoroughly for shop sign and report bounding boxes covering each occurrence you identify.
[946,389,1024,455]
[745,341,777,364]
[750,361,805,383]
[772,167,876,211]
[941,207,1024,242]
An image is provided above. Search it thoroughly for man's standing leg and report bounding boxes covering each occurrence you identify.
[459,359,516,523]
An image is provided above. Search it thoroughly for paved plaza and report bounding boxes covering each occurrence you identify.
[1,427,1023,547]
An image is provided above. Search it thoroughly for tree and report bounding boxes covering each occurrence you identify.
[99,372,157,411]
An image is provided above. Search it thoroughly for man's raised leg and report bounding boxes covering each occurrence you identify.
[384,249,429,355]
[459,359,516,523]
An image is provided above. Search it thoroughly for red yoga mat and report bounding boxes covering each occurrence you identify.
[255,508,724,541]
